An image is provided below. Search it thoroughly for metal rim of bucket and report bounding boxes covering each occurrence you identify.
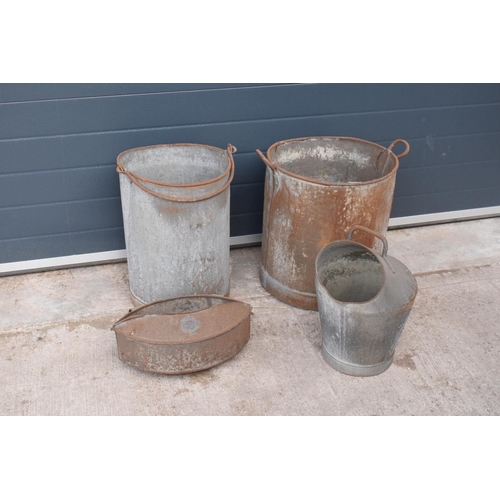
[116,143,236,203]
[315,239,387,306]
[258,136,410,187]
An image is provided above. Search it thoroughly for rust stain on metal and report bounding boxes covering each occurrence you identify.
[257,136,410,310]
[112,295,251,375]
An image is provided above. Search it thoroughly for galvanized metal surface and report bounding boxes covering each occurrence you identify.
[258,136,409,310]
[112,295,251,374]
[117,144,236,305]
[315,226,418,377]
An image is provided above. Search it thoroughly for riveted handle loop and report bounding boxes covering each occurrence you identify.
[387,139,410,159]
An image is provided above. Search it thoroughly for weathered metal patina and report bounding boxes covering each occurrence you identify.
[315,226,418,377]
[112,295,251,374]
[117,144,236,306]
[257,136,410,310]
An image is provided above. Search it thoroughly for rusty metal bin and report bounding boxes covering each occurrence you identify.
[112,295,251,374]
[117,144,236,306]
[257,136,410,310]
[315,226,418,376]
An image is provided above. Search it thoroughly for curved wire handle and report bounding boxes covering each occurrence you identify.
[387,139,410,159]
[256,149,276,171]
[347,225,388,258]
[347,225,396,273]
[117,144,236,203]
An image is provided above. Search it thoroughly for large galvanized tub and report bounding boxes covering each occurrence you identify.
[315,226,418,377]
[117,144,236,306]
[112,295,251,374]
[257,136,410,310]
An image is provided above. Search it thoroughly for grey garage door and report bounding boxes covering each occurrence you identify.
[1,83,499,268]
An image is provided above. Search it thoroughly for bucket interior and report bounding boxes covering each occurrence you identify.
[269,138,397,183]
[317,243,385,303]
[119,145,229,185]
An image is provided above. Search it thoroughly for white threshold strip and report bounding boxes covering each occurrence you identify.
[1,206,499,276]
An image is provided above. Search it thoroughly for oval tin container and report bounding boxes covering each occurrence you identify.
[112,295,251,374]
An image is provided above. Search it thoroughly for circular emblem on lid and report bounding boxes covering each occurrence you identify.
[180,315,200,334]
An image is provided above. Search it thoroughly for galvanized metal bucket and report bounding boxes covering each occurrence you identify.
[112,295,251,374]
[315,226,418,377]
[257,136,410,310]
[117,144,236,306]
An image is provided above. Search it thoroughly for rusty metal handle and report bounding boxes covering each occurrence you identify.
[387,139,410,159]
[256,149,276,171]
[117,144,236,203]
[347,225,388,258]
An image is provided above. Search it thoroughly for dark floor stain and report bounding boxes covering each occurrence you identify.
[174,388,191,397]
[393,352,417,370]
[66,315,115,332]
[187,370,218,386]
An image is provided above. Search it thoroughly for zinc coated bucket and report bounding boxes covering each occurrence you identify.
[315,226,418,377]
[257,136,410,310]
[117,143,236,306]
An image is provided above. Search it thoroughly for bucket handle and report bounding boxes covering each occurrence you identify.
[347,225,388,258]
[256,149,276,171]
[116,144,236,203]
[387,139,410,159]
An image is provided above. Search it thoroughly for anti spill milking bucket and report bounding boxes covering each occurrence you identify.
[257,136,410,310]
[117,143,236,306]
[315,226,418,377]
[112,295,252,375]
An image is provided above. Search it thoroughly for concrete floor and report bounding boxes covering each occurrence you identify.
[1,218,500,415]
